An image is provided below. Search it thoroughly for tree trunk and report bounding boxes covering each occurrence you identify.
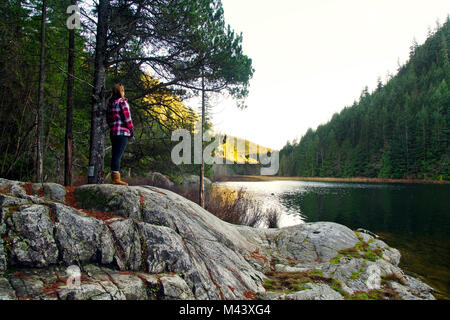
[88,0,109,184]
[199,73,205,208]
[36,0,47,183]
[65,0,75,186]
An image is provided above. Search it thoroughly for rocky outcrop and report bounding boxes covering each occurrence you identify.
[180,174,212,190]
[0,178,436,300]
[146,172,175,190]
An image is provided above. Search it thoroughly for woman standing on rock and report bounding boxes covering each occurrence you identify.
[106,83,134,186]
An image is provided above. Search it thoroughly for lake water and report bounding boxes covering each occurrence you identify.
[217,180,450,299]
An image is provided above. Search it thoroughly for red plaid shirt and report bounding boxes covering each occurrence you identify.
[106,97,134,137]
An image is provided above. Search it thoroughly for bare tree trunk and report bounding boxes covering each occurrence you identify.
[88,0,109,184]
[199,73,205,208]
[36,0,47,183]
[65,0,75,186]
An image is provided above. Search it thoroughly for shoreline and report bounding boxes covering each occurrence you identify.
[213,175,449,185]
[212,174,449,299]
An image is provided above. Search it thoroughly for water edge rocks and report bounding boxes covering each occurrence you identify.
[0,178,436,300]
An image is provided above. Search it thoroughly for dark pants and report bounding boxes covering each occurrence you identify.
[110,134,129,172]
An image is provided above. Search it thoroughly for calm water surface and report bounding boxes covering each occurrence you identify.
[217,180,450,299]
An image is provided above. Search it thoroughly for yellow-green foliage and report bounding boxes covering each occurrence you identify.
[141,74,199,130]
[310,270,323,276]
[331,240,384,263]
[346,289,401,300]
[263,270,349,297]
[263,271,330,294]
[263,270,401,300]
[351,271,361,280]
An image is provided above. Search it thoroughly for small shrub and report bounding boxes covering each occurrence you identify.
[204,186,265,227]
[332,240,384,263]
[263,271,327,293]
[310,270,323,276]
[346,288,401,300]
[164,184,266,228]
[265,207,281,228]
[330,255,343,264]
[349,292,370,300]
[126,175,278,228]
[351,272,361,280]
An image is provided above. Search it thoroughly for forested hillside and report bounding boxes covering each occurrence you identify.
[279,18,450,180]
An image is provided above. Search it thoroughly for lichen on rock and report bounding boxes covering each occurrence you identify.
[0,178,437,300]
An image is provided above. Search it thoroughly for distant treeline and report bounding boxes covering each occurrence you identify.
[279,18,450,181]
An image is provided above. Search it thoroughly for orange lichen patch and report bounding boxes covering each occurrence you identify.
[148,188,167,196]
[205,266,225,300]
[64,186,78,207]
[228,286,236,294]
[47,206,56,224]
[161,272,177,278]
[138,272,177,280]
[107,225,124,257]
[181,238,195,262]
[41,278,66,297]
[135,273,163,299]
[20,182,44,197]
[135,272,155,283]
[249,249,269,263]
[139,193,145,207]
[83,210,117,222]
[243,290,258,300]
[135,273,157,284]
[0,184,11,194]
[106,273,120,288]
[64,186,120,223]
[80,274,91,283]
[226,267,234,272]
[117,271,135,275]
[12,272,29,280]
[22,183,34,195]
[57,277,68,283]
[225,267,246,286]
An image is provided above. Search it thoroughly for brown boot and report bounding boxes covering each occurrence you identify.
[112,172,128,186]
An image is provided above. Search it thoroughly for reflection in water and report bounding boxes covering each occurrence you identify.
[217,180,450,299]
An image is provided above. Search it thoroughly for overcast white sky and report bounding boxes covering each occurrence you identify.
[201,0,450,150]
